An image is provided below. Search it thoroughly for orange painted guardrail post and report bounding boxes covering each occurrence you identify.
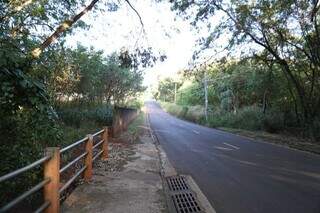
[44,147,60,213]
[102,127,109,160]
[84,135,93,182]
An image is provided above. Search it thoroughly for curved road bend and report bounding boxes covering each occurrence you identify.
[146,101,320,213]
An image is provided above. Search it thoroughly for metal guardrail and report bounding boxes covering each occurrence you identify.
[0,127,109,213]
[60,137,88,154]
[0,156,51,183]
[59,166,87,194]
[59,152,88,174]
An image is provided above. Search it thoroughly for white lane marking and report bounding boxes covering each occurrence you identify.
[223,142,240,150]
[154,129,171,133]
[192,130,200,134]
[214,146,233,151]
[137,125,151,130]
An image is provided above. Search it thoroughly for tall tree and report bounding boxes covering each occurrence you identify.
[170,0,320,134]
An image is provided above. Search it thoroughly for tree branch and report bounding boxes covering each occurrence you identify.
[124,0,145,33]
[31,0,100,59]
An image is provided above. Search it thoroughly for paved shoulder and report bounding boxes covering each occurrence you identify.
[62,126,167,213]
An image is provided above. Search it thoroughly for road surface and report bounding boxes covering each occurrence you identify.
[146,101,320,213]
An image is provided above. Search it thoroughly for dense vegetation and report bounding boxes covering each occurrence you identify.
[156,59,308,135]
[155,0,320,140]
[0,0,152,206]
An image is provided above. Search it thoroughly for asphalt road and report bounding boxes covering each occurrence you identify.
[146,101,320,213]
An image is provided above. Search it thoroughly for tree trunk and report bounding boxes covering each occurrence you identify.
[262,90,268,114]
[30,0,100,58]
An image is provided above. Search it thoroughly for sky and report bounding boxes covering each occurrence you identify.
[64,0,258,91]
[65,0,205,88]
[64,0,262,90]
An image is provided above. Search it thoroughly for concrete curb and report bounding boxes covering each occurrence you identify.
[185,175,216,213]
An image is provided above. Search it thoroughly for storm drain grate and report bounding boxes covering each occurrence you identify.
[165,176,203,213]
[172,192,202,213]
[166,176,189,191]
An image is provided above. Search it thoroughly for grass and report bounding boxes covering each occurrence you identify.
[127,111,145,136]
[59,104,144,146]
[56,102,113,147]
[160,101,204,122]
[112,111,145,145]
[219,127,320,155]
[60,120,103,146]
[160,101,320,155]
[56,104,113,128]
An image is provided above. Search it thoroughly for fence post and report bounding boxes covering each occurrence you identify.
[102,127,109,160]
[44,147,60,213]
[84,135,93,182]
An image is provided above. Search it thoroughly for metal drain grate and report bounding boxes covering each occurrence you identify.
[165,176,204,213]
[172,192,202,213]
[166,176,189,191]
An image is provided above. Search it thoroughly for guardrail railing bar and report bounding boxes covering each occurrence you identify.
[102,127,109,160]
[59,152,88,174]
[92,129,104,137]
[34,201,50,213]
[59,165,87,194]
[0,156,51,183]
[60,137,88,154]
[84,135,93,182]
[0,178,50,212]
[93,150,104,162]
[44,147,60,213]
[92,139,104,150]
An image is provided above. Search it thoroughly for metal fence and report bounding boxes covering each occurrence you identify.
[0,127,109,213]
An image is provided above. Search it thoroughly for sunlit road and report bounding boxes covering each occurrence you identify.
[146,101,320,213]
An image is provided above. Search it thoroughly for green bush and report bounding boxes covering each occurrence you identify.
[0,109,62,205]
[124,99,143,109]
[262,110,284,133]
[312,118,320,141]
[160,102,183,116]
[160,102,205,122]
[57,104,113,127]
[161,101,285,133]
[86,105,113,126]
[181,106,189,118]
[207,106,284,132]
[184,105,204,122]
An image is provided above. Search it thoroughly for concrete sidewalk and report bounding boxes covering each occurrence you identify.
[61,117,167,213]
